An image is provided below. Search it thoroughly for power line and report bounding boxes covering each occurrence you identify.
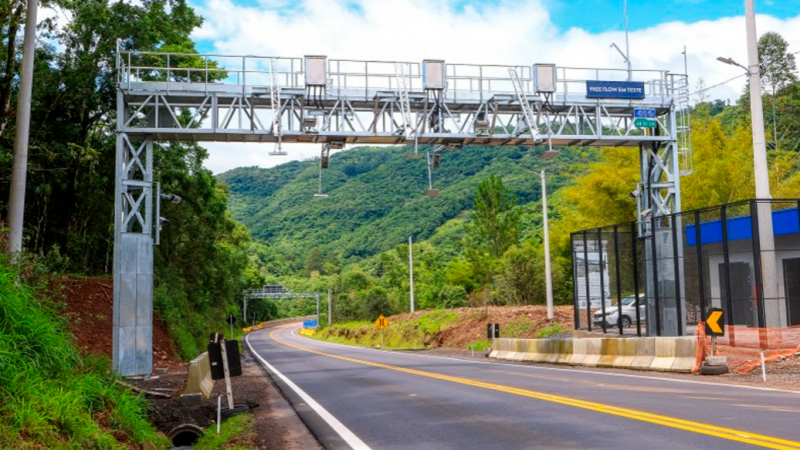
[689,73,748,97]
[689,47,800,98]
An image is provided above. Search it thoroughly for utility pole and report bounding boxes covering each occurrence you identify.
[409,236,415,313]
[7,0,38,254]
[745,0,778,327]
[541,170,554,320]
[624,0,631,81]
[327,288,332,326]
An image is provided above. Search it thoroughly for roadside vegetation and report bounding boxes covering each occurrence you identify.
[194,414,257,450]
[0,260,168,449]
[313,306,573,351]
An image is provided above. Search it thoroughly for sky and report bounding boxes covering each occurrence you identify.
[170,0,800,172]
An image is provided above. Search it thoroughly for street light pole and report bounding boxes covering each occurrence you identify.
[409,236,415,313]
[541,170,554,320]
[624,0,631,81]
[744,0,778,328]
[745,0,770,202]
[6,0,38,254]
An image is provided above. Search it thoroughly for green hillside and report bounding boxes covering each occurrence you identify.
[219,145,594,262]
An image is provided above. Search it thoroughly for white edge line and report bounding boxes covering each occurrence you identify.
[244,332,372,450]
[290,326,800,396]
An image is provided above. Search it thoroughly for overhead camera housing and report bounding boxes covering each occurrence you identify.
[160,193,182,204]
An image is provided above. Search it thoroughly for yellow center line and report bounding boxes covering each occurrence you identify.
[269,330,800,450]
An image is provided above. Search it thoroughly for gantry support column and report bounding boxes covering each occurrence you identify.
[113,88,155,376]
[639,104,685,336]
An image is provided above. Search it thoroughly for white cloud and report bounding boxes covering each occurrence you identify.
[187,0,800,173]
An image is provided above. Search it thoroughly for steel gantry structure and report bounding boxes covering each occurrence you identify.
[242,286,322,328]
[112,41,691,376]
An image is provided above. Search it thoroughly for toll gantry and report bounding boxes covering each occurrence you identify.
[112,42,691,376]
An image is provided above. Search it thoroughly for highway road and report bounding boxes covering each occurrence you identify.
[245,324,800,450]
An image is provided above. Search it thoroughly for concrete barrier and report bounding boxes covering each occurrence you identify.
[612,338,637,368]
[597,339,619,367]
[581,338,604,367]
[489,339,501,359]
[650,337,677,371]
[670,337,698,373]
[506,339,525,361]
[567,338,587,365]
[541,339,562,363]
[491,338,511,359]
[555,339,573,364]
[630,337,656,369]
[184,352,214,401]
[486,335,696,374]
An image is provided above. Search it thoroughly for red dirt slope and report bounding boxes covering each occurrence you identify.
[54,276,182,369]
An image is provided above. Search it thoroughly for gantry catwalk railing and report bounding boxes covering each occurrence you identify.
[112,42,692,376]
[115,47,689,149]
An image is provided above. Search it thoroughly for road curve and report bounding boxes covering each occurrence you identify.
[246,324,800,450]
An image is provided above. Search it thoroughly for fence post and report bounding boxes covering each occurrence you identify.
[583,231,592,332]
[671,213,684,336]
[598,229,608,334]
[651,213,662,336]
[631,223,642,337]
[721,205,736,347]
[614,225,624,335]
[749,200,768,349]
[572,234,580,331]
[695,210,707,322]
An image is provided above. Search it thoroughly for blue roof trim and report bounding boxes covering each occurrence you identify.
[686,208,800,246]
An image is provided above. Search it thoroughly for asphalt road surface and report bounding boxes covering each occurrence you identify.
[245,324,800,450]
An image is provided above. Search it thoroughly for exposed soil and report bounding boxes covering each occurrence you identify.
[50,276,321,449]
[389,305,575,349]
[53,276,182,370]
[138,348,322,449]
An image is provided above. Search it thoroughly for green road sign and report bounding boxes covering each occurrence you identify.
[634,118,657,128]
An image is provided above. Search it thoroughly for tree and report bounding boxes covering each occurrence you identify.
[464,175,521,260]
[758,32,798,152]
[304,247,325,275]
[759,32,798,95]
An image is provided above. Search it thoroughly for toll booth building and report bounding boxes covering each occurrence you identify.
[571,200,800,340]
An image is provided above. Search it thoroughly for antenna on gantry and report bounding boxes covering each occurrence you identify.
[269,58,287,156]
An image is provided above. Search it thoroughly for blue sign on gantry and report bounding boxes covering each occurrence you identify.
[586,80,646,100]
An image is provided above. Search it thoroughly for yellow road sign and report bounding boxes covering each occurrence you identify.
[705,308,725,336]
[374,315,389,329]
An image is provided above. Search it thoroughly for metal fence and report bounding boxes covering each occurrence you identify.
[572,199,800,349]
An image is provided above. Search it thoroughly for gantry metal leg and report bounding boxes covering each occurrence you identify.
[112,129,154,377]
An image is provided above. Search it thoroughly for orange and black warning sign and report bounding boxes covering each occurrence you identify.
[705,308,725,337]
[374,315,389,330]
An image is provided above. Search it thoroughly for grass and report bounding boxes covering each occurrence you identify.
[314,310,461,350]
[536,322,568,338]
[503,318,539,337]
[466,339,492,351]
[0,262,169,449]
[195,413,256,450]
